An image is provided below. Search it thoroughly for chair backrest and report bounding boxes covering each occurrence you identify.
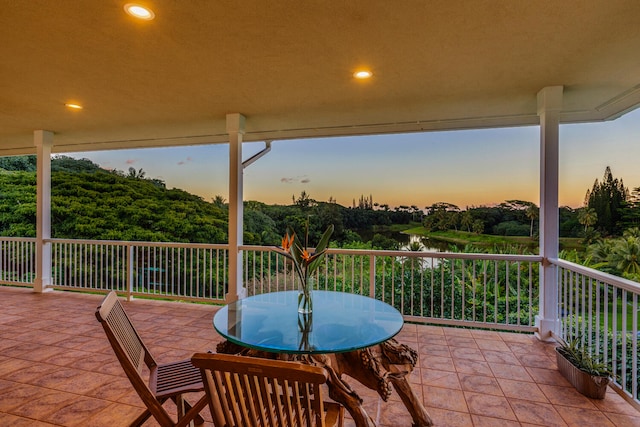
[95,292,167,420]
[191,353,331,427]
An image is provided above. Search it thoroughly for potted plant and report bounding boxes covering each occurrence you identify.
[555,336,611,399]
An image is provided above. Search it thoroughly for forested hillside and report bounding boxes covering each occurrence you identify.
[0,156,228,242]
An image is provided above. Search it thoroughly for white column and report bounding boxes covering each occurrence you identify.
[34,130,53,293]
[535,86,563,340]
[226,113,247,302]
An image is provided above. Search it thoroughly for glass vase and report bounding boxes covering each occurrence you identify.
[297,279,313,314]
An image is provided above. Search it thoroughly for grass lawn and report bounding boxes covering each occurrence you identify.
[402,227,583,251]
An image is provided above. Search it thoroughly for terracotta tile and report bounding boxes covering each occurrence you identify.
[469,330,503,340]
[422,385,468,412]
[84,376,135,401]
[471,414,522,427]
[12,344,69,362]
[417,334,448,345]
[43,396,112,426]
[509,398,568,426]
[0,357,35,376]
[556,405,616,426]
[518,352,556,368]
[2,287,639,426]
[593,390,640,416]
[604,412,640,427]
[377,399,416,426]
[475,338,510,351]
[416,325,445,336]
[481,349,520,365]
[459,374,503,396]
[418,343,450,357]
[499,332,536,343]
[445,336,478,348]
[464,391,517,420]
[450,347,485,361]
[453,358,493,376]
[10,390,77,419]
[423,407,473,427]
[497,378,548,403]
[443,328,473,337]
[526,366,572,386]
[420,368,461,389]
[539,384,598,409]
[2,363,53,384]
[0,383,55,412]
[61,351,114,371]
[508,341,549,355]
[0,339,28,353]
[395,330,418,344]
[489,362,534,381]
[419,355,455,372]
[0,379,15,394]
[0,412,57,426]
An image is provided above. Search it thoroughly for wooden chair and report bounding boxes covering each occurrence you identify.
[191,352,344,427]
[95,291,208,427]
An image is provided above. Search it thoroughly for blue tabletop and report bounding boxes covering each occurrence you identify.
[213,290,404,354]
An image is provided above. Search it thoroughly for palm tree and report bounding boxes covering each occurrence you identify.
[609,237,640,278]
[578,207,598,232]
[525,204,538,237]
[460,211,473,232]
[586,239,613,269]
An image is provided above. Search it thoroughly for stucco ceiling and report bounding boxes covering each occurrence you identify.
[1,0,640,155]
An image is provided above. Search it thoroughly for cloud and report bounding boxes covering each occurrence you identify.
[177,157,193,166]
[281,175,310,184]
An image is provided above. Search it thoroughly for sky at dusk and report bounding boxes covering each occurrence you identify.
[66,108,640,210]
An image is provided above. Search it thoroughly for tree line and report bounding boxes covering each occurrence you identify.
[1,157,638,263]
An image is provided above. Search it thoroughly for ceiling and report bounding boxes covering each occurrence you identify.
[2,0,640,155]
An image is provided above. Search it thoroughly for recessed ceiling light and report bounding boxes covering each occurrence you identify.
[124,4,155,20]
[354,70,373,80]
[65,103,83,110]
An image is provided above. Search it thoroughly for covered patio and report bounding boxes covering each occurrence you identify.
[2,286,639,427]
[2,1,640,425]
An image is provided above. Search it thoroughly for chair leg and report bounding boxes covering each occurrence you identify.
[129,408,152,427]
[174,394,206,426]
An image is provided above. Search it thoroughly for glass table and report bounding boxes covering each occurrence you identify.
[213,291,433,427]
[213,290,404,354]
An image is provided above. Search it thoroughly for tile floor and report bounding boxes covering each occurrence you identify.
[1,286,639,426]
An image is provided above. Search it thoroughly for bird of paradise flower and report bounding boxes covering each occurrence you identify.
[274,223,334,313]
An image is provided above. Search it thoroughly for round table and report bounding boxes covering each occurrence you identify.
[213,290,404,354]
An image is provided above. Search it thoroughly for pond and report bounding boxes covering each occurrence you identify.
[356,229,450,252]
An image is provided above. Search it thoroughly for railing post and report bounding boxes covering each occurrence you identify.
[34,130,53,293]
[536,86,563,341]
[227,113,247,303]
[127,244,134,301]
[369,255,376,298]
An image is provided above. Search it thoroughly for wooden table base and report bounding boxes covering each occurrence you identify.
[216,339,433,427]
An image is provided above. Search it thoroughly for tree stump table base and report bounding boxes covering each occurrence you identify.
[216,339,433,427]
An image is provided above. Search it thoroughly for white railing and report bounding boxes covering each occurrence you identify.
[0,237,36,285]
[1,237,541,330]
[49,239,229,302]
[551,258,640,404]
[243,246,542,332]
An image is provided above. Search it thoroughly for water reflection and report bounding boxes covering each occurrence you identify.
[357,230,451,251]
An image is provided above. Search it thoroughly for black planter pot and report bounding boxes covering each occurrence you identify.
[555,347,610,399]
